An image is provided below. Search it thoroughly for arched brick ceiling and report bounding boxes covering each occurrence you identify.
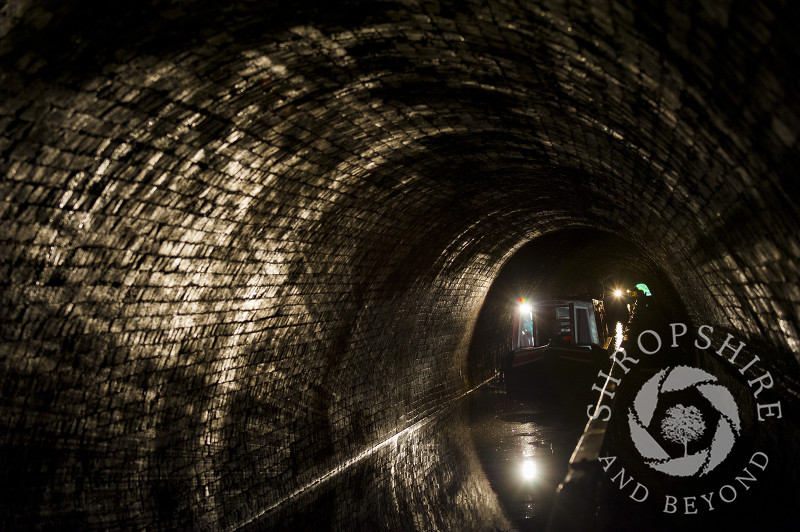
[1,1,799,528]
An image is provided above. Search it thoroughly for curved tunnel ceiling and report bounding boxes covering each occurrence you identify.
[2,0,800,528]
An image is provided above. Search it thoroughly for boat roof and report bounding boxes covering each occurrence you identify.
[533,298,597,306]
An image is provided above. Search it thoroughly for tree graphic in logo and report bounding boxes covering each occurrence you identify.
[628,366,740,477]
[660,405,706,457]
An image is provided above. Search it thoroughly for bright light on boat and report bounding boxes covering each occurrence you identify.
[614,289,623,298]
[519,303,532,314]
[522,459,537,480]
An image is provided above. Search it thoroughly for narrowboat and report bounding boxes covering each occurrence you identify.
[504,297,611,396]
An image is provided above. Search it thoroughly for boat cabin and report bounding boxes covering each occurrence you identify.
[505,297,610,398]
[512,298,606,350]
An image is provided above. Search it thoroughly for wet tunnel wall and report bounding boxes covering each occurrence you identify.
[1,0,800,529]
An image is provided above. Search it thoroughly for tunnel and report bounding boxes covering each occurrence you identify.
[1,0,800,530]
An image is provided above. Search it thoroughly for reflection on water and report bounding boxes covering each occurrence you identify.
[249,379,585,530]
[467,381,587,530]
[521,459,537,480]
[249,391,512,531]
[615,321,624,351]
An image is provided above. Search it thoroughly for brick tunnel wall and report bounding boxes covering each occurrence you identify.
[1,1,800,529]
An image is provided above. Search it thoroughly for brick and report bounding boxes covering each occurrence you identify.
[1,1,800,529]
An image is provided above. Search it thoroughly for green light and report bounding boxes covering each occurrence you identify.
[635,283,651,296]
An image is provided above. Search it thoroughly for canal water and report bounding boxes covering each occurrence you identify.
[467,379,589,531]
[250,376,586,531]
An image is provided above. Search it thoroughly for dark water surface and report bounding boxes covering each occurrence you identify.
[250,377,585,531]
[467,380,589,531]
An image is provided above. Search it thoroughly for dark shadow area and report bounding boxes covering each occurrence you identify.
[0,1,403,80]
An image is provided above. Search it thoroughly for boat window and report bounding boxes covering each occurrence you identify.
[556,306,572,340]
[518,308,534,347]
[535,306,554,346]
[576,308,591,345]
[533,305,572,345]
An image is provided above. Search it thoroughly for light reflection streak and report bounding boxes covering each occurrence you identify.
[236,373,499,531]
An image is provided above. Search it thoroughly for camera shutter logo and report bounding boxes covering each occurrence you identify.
[628,365,741,477]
